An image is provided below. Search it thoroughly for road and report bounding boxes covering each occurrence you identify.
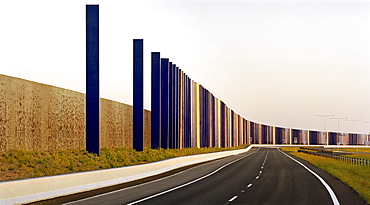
[65,148,366,205]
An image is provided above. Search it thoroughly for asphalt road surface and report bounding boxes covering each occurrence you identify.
[65,148,366,205]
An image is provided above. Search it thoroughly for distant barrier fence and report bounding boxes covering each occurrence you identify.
[298,149,370,166]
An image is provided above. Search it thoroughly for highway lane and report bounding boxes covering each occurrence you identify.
[66,147,366,205]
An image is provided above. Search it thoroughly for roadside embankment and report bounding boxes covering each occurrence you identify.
[0,146,252,205]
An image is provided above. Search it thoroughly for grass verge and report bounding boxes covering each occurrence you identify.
[0,145,248,182]
[280,147,370,204]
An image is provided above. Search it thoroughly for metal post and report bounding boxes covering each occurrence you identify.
[151,52,161,149]
[316,114,334,145]
[86,5,100,155]
[362,122,370,144]
[346,119,362,133]
[331,117,346,144]
[133,39,144,151]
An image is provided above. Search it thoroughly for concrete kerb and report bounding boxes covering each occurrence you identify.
[0,146,253,205]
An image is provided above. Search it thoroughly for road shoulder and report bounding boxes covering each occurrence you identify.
[284,151,367,205]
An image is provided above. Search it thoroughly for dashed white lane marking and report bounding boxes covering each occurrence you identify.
[278,149,340,205]
[127,148,261,205]
[227,148,269,204]
[229,196,238,202]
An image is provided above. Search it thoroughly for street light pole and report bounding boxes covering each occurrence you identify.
[362,121,370,144]
[346,119,362,145]
[331,117,346,145]
[346,119,362,133]
[316,114,334,145]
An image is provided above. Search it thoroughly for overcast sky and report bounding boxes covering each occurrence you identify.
[1,0,369,134]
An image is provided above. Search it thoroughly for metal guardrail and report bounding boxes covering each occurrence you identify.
[298,149,370,166]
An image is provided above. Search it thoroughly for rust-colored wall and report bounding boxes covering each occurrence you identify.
[0,74,151,152]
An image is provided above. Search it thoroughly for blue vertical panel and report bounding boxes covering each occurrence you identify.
[328,132,337,145]
[177,67,181,149]
[198,86,202,147]
[276,127,283,144]
[257,124,261,144]
[309,131,318,145]
[173,65,177,149]
[179,70,184,148]
[171,63,175,149]
[185,75,191,148]
[183,74,187,148]
[201,87,206,147]
[151,52,161,149]
[243,119,247,145]
[211,95,215,147]
[160,59,169,149]
[168,62,174,149]
[220,102,224,147]
[349,134,354,145]
[230,110,234,146]
[292,129,300,145]
[206,90,209,147]
[220,101,226,148]
[174,65,179,149]
[199,83,202,147]
[185,73,189,147]
[224,106,228,147]
[250,122,255,144]
[206,92,209,147]
[262,125,267,144]
[86,5,100,155]
[177,67,181,148]
[204,89,208,147]
[133,39,144,151]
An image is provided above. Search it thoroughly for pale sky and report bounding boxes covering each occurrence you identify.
[1,0,369,134]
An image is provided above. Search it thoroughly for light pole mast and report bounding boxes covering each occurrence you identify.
[331,117,346,145]
[330,117,347,133]
[316,114,334,145]
[346,119,362,145]
[346,119,362,133]
[362,121,370,144]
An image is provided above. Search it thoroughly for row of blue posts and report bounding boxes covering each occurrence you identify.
[85,5,157,153]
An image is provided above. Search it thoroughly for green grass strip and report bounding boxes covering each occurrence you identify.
[0,145,248,182]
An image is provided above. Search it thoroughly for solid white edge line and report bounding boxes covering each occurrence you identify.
[63,167,190,205]
[126,149,260,205]
[278,149,340,205]
[64,148,256,205]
